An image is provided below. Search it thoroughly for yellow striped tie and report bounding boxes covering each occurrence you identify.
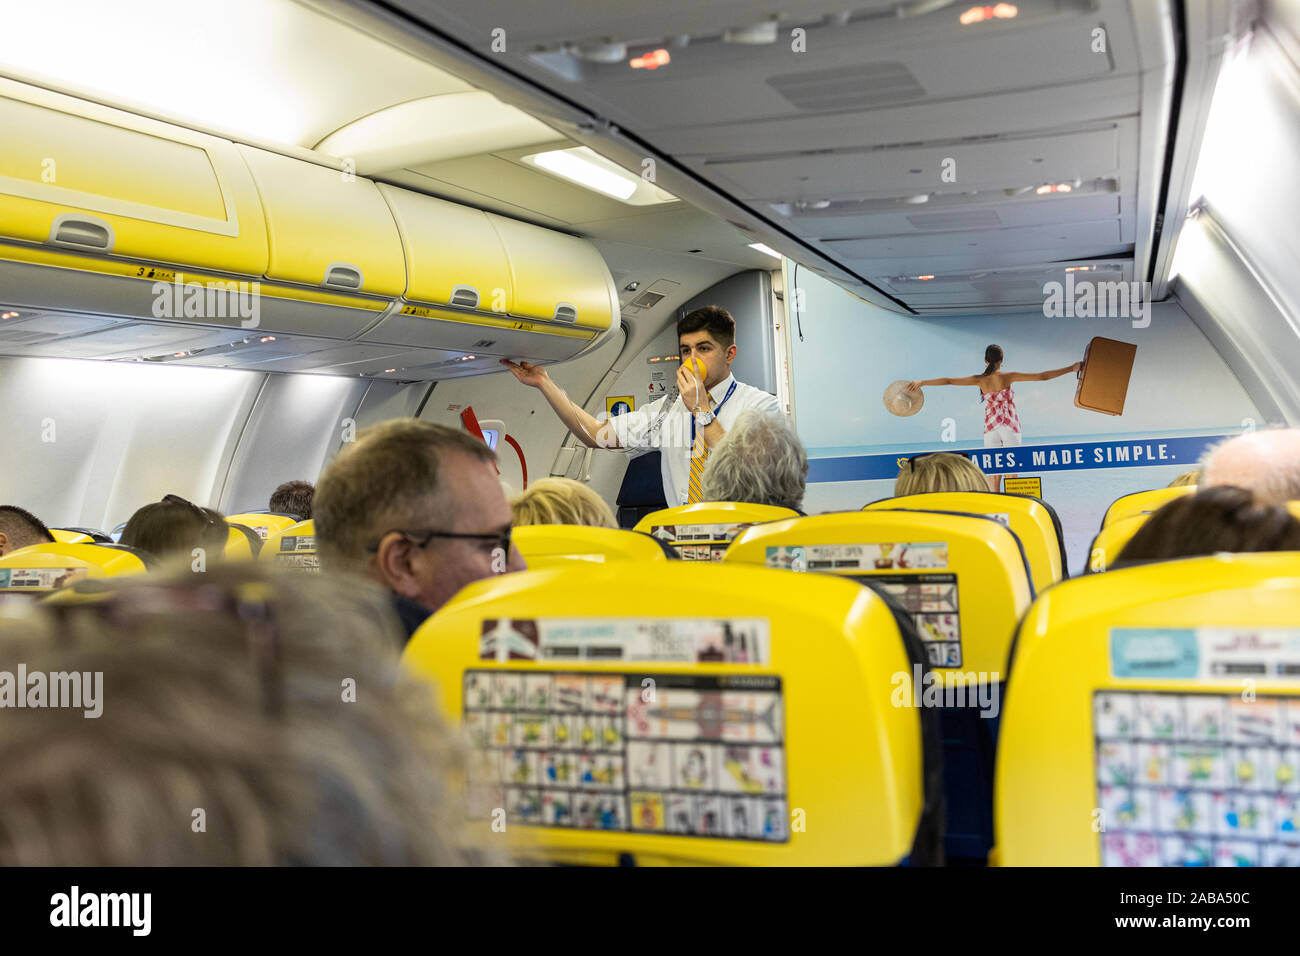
[687,430,709,504]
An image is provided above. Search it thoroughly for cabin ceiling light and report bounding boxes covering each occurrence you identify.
[629,48,671,70]
[905,194,931,204]
[748,243,782,259]
[960,3,1019,25]
[527,147,638,200]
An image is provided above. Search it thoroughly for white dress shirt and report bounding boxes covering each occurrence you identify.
[608,373,782,507]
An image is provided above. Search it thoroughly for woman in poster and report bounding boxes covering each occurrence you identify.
[906,345,1081,492]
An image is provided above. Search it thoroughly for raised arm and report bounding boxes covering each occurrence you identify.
[1006,362,1082,384]
[501,360,621,449]
[906,375,982,391]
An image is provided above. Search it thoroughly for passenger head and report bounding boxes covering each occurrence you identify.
[1114,485,1300,566]
[314,420,524,614]
[1199,429,1300,505]
[1167,469,1200,488]
[895,452,989,496]
[0,563,482,865]
[981,344,1004,376]
[677,305,737,389]
[0,505,55,556]
[510,477,617,529]
[119,495,228,562]
[269,480,315,520]
[701,411,807,511]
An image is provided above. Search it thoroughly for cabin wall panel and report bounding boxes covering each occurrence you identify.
[0,355,263,532]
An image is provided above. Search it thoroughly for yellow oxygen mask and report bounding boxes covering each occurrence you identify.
[687,357,706,386]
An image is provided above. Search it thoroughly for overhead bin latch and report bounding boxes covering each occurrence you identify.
[322,262,364,290]
[450,284,481,309]
[553,303,577,323]
[48,214,115,252]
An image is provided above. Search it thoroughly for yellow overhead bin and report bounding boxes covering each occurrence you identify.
[378,185,513,312]
[488,212,618,329]
[0,79,267,277]
[236,146,406,298]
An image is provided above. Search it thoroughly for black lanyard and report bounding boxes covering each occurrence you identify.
[691,379,738,444]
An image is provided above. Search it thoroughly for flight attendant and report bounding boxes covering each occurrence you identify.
[906,345,1081,492]
[504,306,780,507]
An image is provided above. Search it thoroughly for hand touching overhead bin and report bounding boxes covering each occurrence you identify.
[507,306,780,508]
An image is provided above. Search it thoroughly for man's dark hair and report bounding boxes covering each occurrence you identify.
[1114,485,1300,566]
[270,481,315,520]
[678,305,736,350]
[0,506,55,551]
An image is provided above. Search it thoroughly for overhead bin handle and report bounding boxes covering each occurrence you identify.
[553,303,577,323]
[48,214,115,251]
[322,262,364,290]
[450,284,480,309]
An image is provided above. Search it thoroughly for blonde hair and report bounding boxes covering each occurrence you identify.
[895,453,989,496]
[1167,469,1200,488]
[0,563,490,866]
[510,477,616,529]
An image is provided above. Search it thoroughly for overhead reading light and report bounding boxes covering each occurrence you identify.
[1064,266,1092,272]
[917,275,935,280]
[527,147,639,200]
[748,243,783,259]
[630,49,670,70]
[1035,183,1074,194]
[0,311,18,319]
[571,40,627,63]
[723,21,779,44]
[960,4,1019,25]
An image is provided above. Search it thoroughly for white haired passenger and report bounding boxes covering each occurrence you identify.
[700,410,807,512]
[1199,428,1300,505]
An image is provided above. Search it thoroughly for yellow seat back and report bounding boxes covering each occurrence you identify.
[513,525,671,570]
[225,512,302,541]
[633,503,799,561]
[865,491,1065,588]
[724,510,1032,679]
[403,562,937,865]
[225,524,262,560]
[259,519,318,570]
[995,552,1300,866]
[1086,514,1150,572]
[49,529,94,544]
[0,542,147,594]
[1101,486,1194,528]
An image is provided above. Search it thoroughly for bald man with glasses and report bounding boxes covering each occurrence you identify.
[315,420,526,641]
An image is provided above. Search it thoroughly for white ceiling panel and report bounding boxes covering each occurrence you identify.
[823,220,1125,261]
[780,192,1124,240]
[699,125,1125,202]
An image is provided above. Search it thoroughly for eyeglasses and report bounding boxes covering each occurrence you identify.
[163,494,223,534]
[365,528,513,555]
[902,453,941,467]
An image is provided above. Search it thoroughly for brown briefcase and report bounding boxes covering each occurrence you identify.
[1075,336,1137,415]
